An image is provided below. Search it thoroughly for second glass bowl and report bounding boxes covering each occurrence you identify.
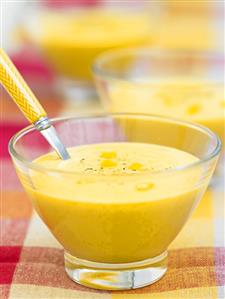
[93,48,224,145]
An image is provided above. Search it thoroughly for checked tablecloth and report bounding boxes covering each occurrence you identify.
[0,94,224,299]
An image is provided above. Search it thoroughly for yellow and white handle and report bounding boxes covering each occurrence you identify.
[0,48,47,123]
[0,48,70,160]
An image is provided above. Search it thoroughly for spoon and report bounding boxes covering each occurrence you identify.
[0,48,70,160]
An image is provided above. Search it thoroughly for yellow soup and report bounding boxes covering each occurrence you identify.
[22,143,202,264]
[107,81,224,144]
[30,10,151,80]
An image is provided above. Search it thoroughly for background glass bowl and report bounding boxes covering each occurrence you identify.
[93,49,224,145]
[20,3,154,101]
[9,114,221,290]
[23,7,152,81]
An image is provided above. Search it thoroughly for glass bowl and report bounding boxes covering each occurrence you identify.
[9,114,221,290]
[93,49,224,145]
[21,3,154,101]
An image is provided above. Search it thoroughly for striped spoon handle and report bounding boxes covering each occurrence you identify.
[0,48,47,123]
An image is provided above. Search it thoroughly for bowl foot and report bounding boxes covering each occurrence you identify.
[64,251,167,290]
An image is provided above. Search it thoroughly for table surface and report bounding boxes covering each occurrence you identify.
[1,93,224,299]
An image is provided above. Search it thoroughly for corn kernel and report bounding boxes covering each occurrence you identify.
[186,104,202,115]
[128,162,143,171]
[136,182,155,192]
[101,159,117,168]
[100,151,117,159]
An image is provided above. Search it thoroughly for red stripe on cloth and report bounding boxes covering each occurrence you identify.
[0,285,11,299]
[0,123,25,159]
[13,262,107,293]
[168,247,215,268]
[1,119,57,160]
[1,161,23,191]
[10,247,223,293]
[18,247,219,269]
[0,246,22,263]
[11,50,55,82]
[118,267,217,294]
[0,247,22,284]
[0,263,18,284]
[19,247,64,266]
[215,247,225,285]
[1,220,30,246]
[114,248,222,294]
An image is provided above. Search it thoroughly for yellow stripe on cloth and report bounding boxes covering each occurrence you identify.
[170,190,214,249]
[112,286,218,299]
[169,189,214,249]
[170,219,214,249]
[23,211,61,249]
[192,189,213,219]
[9,284,111,299]
[212,190,224,219]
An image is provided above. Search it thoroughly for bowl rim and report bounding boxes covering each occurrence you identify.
[8,113,221,176]
[92,47,224,82]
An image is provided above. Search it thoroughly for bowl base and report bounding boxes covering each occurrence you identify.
[64,251,167,290]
